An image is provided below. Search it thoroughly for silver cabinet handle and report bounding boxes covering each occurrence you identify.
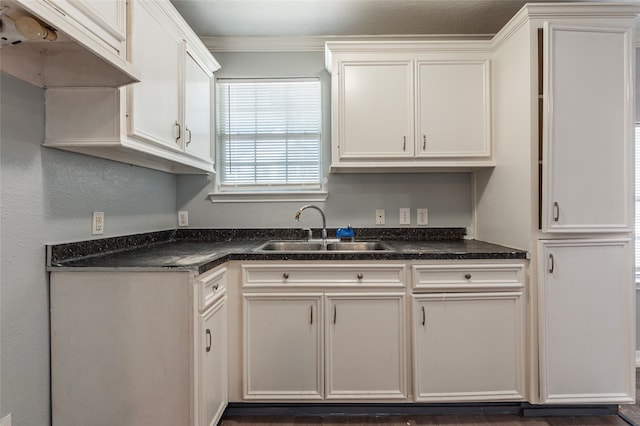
[421,306,426,326]
[553,202,560,222]
[186,127,192,146]
[205,329,211,353]
[333,305,337,324]
[175,121,181,144]
[464,273,472,280]
[356,273,364,280]
[423,134,426,150]
[310,305,313,324]
[403,136,406,151]
[282,273,289,280]
[548,253,555,273]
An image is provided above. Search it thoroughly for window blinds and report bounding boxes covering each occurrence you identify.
[216,79,322,191]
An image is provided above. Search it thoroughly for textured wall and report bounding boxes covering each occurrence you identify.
[0,73,177,425]
[176,52,473,231]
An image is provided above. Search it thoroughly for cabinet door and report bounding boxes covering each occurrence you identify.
[413,292,524,402]
[416,60,490,158]
[184,51,213,161]
[325,294,407,399]
[542,23,633,233]
[197,297,227,426]
[243,294,323,399]
[128,0,182,150]
[337,61,414,159]
[538,239,634,403]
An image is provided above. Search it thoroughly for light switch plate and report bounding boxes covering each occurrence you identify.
[399,208,410,225]
[417,208,428,225]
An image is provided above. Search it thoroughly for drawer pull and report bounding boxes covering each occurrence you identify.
[205,329,211,353]
[213,283,219,291]
[464,273,472,280]
[282,273,289,280]
[403,136,406,151]
[548,254,555,274]
[421,306,426,326]
[356,273,364,280]
[333,305,337,324]
[423,134,426,150]
[310,305,313,324]
[553,202,560,222]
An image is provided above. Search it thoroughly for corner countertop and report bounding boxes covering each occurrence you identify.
[47,228,528,275]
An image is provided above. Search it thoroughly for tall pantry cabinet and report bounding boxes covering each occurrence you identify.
[475,3,638,404]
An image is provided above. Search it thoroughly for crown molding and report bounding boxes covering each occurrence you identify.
[201,34,493,53]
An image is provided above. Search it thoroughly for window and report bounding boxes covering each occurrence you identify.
[212,78,324,202]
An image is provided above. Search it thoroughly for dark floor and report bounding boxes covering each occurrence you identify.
[221,370,640,426]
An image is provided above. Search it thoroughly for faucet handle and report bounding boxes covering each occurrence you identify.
[302,228,313,240]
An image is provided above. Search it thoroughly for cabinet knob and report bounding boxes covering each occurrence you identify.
[282,273,289,280]
[464,273,472,280]
[356,273,364,280]
[213,283,219,291]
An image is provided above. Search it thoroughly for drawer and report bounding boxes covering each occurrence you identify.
[412,264,524,291]
[243,264,405,288]
[197,267,227,312]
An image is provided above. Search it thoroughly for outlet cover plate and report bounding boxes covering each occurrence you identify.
[417,208,428,225]
[399,208,410,225]
[92,212,104,235]
[178,211,189,227]
[375,209,385,225]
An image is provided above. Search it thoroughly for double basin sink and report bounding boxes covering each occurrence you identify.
[254,240,393,252]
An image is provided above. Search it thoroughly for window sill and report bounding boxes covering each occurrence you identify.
[208,191,328,203]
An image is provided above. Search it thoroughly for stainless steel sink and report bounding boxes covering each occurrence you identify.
[254,240,393,252]
[326,241,389,251]
[256,241,324,251]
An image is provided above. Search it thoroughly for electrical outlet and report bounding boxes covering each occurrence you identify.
[399,208,410,225]
[417,208,428,225]
[375,209,385,225]
[178,211,189,227]
[92,212,104,235]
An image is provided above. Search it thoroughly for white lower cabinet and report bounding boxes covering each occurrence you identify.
[243,294,324,399]
[538,239,634,404]
[325,294,406,399]
[411,263,526,402]
[241,263,407,401]
[50,266,228,426]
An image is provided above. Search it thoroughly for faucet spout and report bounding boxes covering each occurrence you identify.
[295,204,327,246]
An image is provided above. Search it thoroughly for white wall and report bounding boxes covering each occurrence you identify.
[0,73,178,425]
[176,52,474,231]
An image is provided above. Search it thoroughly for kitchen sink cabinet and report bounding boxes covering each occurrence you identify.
[325,294,406,400]
[541,22,634,234]
[411,263,526,402]
[243,294,324,400]
[50,266,228,426]
[241,263,408,401]
[43,0,220,174]
[325,42,494,172]
[538,239,634,404]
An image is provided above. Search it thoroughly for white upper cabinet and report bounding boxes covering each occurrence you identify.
[44,0,220,173]
[1,0,138,87]
[326,42,494,172]
[541,21,634,233]
[416,60,490,158]
[184,50,214,161]
[339,60,414,159]
[128,0,183,151]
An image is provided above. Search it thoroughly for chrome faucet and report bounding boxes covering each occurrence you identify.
[295,205,327,246]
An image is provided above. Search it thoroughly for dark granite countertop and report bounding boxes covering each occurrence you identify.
[47,228,528,275]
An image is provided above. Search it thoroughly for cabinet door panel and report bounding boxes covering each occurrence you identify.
[417,60,490,158]
[198,297,227,426]
[538,239,634,403]
[542,23,632,233]
[325,294,407,399]
[243,294,323,399]
[129,1,182,149]
[339,61,414,158]
[413,293,524,401]
[185,52,213,161]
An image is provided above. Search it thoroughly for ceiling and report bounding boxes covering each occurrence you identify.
[170,0,586,39]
